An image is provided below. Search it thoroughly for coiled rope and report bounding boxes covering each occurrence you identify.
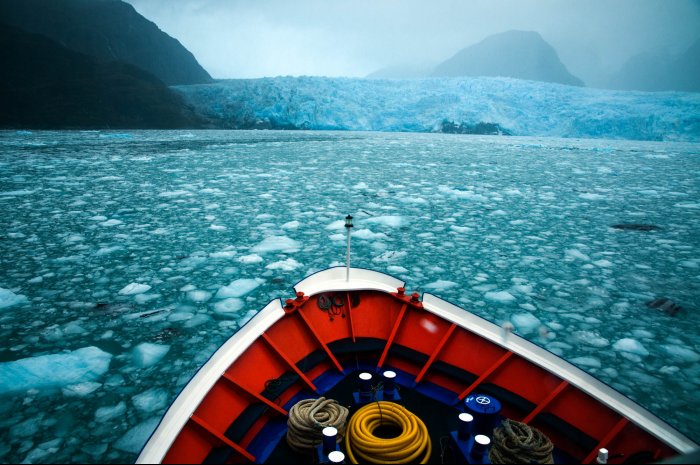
[344,401,432,464]
[286,397,349,452]
[489,419,554,464]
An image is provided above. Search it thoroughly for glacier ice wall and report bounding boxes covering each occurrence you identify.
[174,76,700,141]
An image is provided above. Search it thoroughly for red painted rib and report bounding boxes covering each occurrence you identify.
[583,417,630,464]
[296,310,344,373]
[190,414,256,462]
[220,372,288,416]
[346,292,356,342]
[457,351,513,400]
[378,303,408,368]
[521,380,569,424]
[414,323,457,383]
[261,332,317,392]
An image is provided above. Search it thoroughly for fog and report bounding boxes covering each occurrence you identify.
[125,0,700,86]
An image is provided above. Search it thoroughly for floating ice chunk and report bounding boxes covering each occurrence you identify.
[238,253,263,264]
[22,438,63,463]
[631,329,654,339]
[179,284,196,292]
[511,312,541,335]
[352,229,388,240]
[184,314,213,328]
[674,202,700,209]
[168,312,193,322]
[132,343,170,368]
[135,293,160,305]
[81,442,108,458]
[1,189,35,196]
[613,338,649,357]
[565,249,590,261]
[10,416,42,438]
[209,224,227,231]
[282,220,300,229]
[364,216,405,228]
[94,401,126,422]
[326,220,346,230]
[187,290,212,303]
[213,298,245,314]
[571,356,601,368]
[572,331,610,348]
[89,215,108,221]
[251,235,301,253]
[662,345,700,363]
[424,280,458,291]
[328,233,345,241]
[438,186,487,201]
[28,276,43,284]
[450,225,472,233]
[387,265,408,274]
[0,288,28,309]
[132,388,169,413]
[372,251,407,263]
[593,259,613,267]
[353,182,368,189]
[579,193,605,200]
[62,381,102,397]
[216,278,262,299]
[0,346,112,393]
[158,190,191,198]
[266,258,302,271]
[94,246,123,256]
[99,219,123,227]
[113,417,161,453]
[485,291,516,303]
[118,283,151,295]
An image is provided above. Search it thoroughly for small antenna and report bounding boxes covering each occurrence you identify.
[345,215,353,281]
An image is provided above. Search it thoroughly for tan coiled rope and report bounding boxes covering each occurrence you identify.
[286,397,349,452]
[489,419,554,464]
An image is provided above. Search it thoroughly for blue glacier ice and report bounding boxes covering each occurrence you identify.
[175,76,700,141]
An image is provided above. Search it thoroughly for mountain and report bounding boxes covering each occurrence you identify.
[609,39,700,92]
[0,22,200,129]
[432,30,583,87]
[0,0,212,85]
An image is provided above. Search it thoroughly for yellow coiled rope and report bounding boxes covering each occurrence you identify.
[344,401,432,464]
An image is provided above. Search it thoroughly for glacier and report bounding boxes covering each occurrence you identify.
[174,76,700,141]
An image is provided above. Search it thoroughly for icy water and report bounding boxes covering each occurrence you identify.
[0,130,699,463]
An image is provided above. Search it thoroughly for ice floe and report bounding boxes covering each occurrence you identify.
[251,235,301,253]
[132,343,170,368]
[0,347,112,393]
[118,283,152,295]
[0,288,28,309]
[215,278,262,299]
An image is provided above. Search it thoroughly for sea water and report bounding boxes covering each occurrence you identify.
[0,130,698,463]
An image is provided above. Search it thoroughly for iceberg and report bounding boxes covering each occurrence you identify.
[0,347,112,393]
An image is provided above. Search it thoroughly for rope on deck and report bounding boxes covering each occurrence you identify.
[344,401,432,464]
[286,397,349,452]
[489,419,554,464]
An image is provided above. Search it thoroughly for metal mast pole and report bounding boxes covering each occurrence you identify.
[345,215,353,281]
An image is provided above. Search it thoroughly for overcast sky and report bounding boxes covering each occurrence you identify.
[124,0,700,84]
